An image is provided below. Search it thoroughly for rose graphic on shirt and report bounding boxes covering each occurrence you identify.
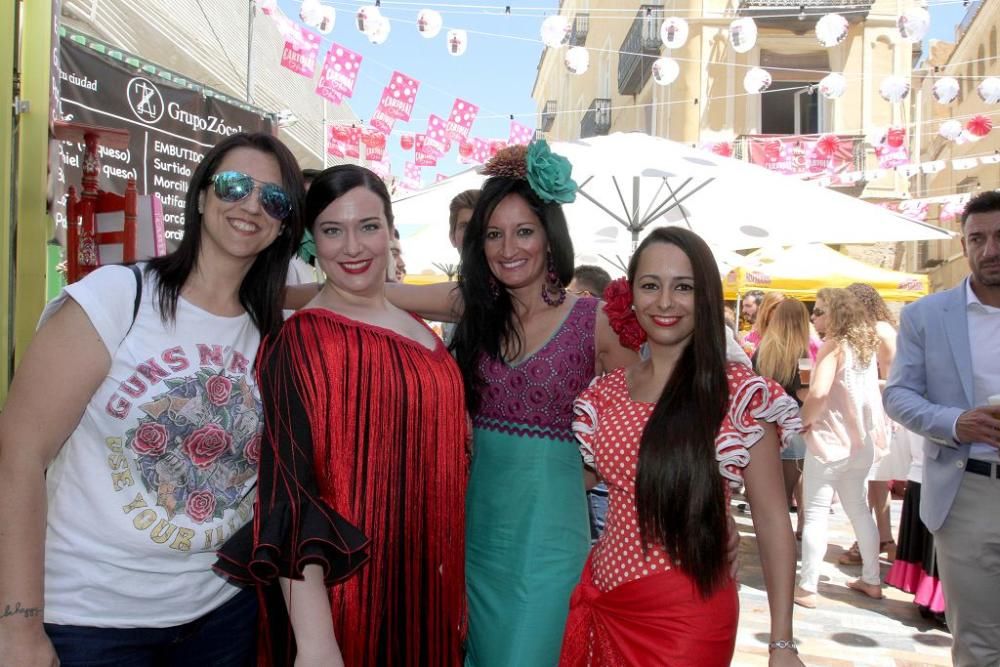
[185,489,218,524]
[132,422,168,457]
[205,375,233,406]
[124,368,262,524]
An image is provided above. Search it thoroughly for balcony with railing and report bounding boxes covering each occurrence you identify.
[570,14,590,46]
[540,100,557,132]
[733,133,867,185]
[617,5,665,96]
[580,98,611,138]
[736,0,874,31]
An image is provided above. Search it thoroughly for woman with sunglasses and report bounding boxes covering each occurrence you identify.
[0,132,305,666]
[217,165,467,666]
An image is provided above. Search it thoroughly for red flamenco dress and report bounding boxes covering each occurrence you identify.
[216,310,468,666]
[559,364,801,667]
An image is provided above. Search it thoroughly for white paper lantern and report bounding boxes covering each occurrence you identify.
[564,46,589,75]
[818,72,847,100]
[652,57,680,86]
[879,75,910,102]
[356,5,381,34]
[897,8,930,42]
[743,67,772,94]
[978,77,1000,104]
[932,77,960,104]
[367,15,391,44]
[299,0,323,26]
[541,15,571,49]
[660,18,689,49]
[316,6,336,35]
[416,9,443,38]
[939,119,963,141]
[865,127,886,147]
[446,29,468,56]
[815,14,849,47]
[729,18,757,54]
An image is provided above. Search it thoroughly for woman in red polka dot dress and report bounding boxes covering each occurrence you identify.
[559,228,804,667]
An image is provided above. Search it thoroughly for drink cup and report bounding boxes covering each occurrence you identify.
[988,394,1000,407]
[798,358,812,385]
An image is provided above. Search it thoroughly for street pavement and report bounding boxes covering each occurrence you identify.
[731,495,953,666]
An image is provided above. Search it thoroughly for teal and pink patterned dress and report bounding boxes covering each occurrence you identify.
[465,297,598,666]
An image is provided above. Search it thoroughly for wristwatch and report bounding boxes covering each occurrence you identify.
[768,639,798,654]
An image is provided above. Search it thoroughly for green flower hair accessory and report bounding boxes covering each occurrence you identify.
[482,140,577,205]
[525,140,577,204]
[298,229,316,263]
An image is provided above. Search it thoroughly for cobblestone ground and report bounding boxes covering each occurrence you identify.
[731,495,953,666]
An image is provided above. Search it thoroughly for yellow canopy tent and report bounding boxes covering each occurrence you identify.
[723,244,929,302]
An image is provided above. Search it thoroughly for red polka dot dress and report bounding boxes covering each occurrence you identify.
[559,363,801,666]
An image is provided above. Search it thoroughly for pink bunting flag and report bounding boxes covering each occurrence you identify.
[403,161,423,190]
[369,159,391,179]
[378,71,421,122]
[436,173,449,183]
[369,107,397,135]
[326,126,345,158]
[446,98,479,142]
[259,0,277,15]
[315,43,363,104]
[345,126,362,159]
[508,121,534,146]
[471,137,491,164]
[363,128,387,162]
[423,114,450,158]
[280,25,322,78]
[414,135,438,167]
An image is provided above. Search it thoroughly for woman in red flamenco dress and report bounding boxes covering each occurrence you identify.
[216,166,468,666]
[559,227,804,667]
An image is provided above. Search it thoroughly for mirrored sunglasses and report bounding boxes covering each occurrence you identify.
[210,171,292,220]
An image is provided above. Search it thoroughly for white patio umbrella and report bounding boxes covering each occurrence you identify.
[391,132,951,271]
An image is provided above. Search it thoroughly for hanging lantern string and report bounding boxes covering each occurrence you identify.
[300,0,976,20]
[298,2,998,145]
[314,1,995,80]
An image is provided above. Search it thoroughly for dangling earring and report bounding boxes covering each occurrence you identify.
[541,253,566,307]
[488,273,501,300]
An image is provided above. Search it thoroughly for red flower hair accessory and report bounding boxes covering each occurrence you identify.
[602,277,646,352]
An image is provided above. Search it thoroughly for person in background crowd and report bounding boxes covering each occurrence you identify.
[287,168,320,286]
[885,430,947,627]
[449,188,480,254]
[740,290,764,332]
[441,190,481,344]
[724,305,738,334]
[388,228,407,282]
[567,265,611,299]
[839,283,905,566]
[753,299,812,539]
[796,288,888,609]
[363,142,640,665]
[884,191,1000,666]
[559,227,803,667]
[217,165,468,666]
[742,291,785,354]
[568,264,614,543]
[0,132,305,666]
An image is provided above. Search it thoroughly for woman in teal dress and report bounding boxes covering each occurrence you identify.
[377,142,637,665]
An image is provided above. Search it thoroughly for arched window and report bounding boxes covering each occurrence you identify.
[977,45,986,78]
[990,27,997,61]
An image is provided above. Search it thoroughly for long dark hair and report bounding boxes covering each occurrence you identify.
[146,132,305,339]
[450,177,573,413]
[305,164,394,230]
[629,227,730,598]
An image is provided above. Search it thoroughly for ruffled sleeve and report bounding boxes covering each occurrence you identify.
[572,377,604,468]
[715,363,803,486]
[215,327,370,587]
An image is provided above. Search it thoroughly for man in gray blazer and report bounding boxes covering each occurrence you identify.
[884,190,1000,666]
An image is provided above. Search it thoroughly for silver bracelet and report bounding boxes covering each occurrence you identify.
[768,639,798,654]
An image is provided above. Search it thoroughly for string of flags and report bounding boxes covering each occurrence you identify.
[257,0,998,190]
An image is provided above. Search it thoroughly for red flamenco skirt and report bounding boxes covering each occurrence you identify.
[559,557,739,667]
